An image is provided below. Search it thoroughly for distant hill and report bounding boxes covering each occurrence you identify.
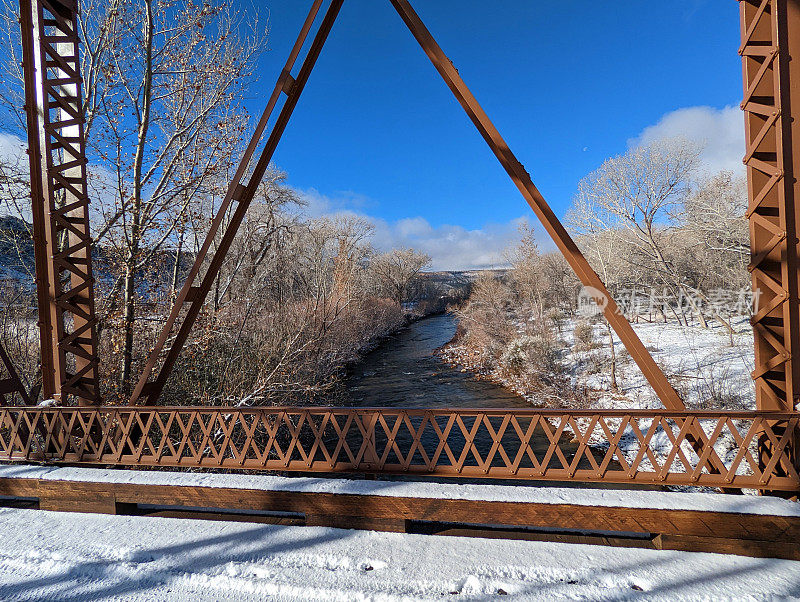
[0,217,192,295]
[422,269,508,290]
[0,216,34,285]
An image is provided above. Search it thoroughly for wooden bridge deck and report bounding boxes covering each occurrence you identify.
[1,465,797,561]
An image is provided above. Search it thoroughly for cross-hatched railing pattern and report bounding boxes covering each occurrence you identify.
[0,406,797,491]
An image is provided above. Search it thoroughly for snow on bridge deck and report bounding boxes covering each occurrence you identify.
[2,463,798,518]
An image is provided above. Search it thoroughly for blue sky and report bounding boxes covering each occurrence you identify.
[248,0,744,269]
[0,1,743,270]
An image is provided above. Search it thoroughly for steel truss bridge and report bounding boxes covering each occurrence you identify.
[0,0,797,504]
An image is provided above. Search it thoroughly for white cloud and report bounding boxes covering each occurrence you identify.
[293,187,527,271]
[288,105,748,271]
[0,132,26,162]
[371,216,529,271]
[293,187,374,217]
[629,105,745,176]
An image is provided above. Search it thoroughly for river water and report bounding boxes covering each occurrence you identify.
[342,313,631,488]
[345,313,529,409]
[343,314,540,468]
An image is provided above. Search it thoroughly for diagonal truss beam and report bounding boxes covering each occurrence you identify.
[389,0,682,409]
[129,0,341,404]
[131,0,683,410]
[0,343,30,405]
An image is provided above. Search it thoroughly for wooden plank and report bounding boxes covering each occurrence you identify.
[103,482,800,542]
[37,480,117,514]
[655,534,800,561]
[4,476,798,561]
[0,477,39,498]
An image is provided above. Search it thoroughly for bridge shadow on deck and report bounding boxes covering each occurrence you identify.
[0,503,796,601]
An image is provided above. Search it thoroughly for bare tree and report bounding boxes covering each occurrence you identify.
[0,0,267,395]
[568,137,722,328]
[506,221,547,321]
[680,171,749,289]
[91,0,265,391]
[371,248,431,305]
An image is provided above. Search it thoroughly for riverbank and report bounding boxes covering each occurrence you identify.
[439,316,756,411]
[437,339,549,405]
[351,307,443,358]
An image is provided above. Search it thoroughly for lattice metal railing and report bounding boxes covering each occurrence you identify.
[0,406,797,491]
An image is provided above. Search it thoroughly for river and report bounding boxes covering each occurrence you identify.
[342,313,633,488]
[345,313,529,409]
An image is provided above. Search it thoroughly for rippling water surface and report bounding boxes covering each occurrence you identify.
[345,313,529,409]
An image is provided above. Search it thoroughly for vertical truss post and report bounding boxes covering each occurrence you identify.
[19,0,100,405]
[740,0,799,481]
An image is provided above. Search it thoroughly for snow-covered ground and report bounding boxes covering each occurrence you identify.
[443,316,756,411]
[0,506,798,601]
[440,316,764,483]
[568,317,756,411]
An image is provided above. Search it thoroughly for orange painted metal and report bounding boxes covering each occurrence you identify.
[740,0,800,484]
[9,0,798,492]
[19,0,100,404]
[129,0,684,411]
[0,406,797,491]
[740,0,800,414]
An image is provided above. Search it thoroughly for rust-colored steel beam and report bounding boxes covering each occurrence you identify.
[0,344,30,405]
[133,0,683,411]
[129,0,339,405]
[388,0,684,410]
[19,0,100,405]
[740,0,800,414]
[0,406,797,492]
